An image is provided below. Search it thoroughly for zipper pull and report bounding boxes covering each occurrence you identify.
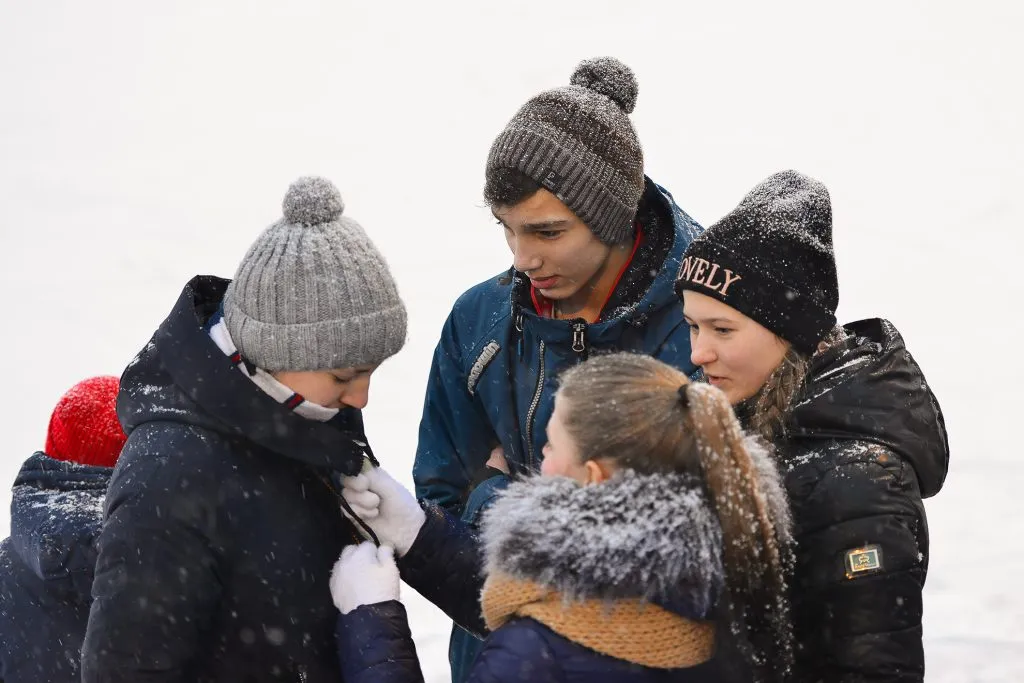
[515,312,524,359]
[571,322,587,354]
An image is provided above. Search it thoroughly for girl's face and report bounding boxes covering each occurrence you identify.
[272,365,378,410]
[541,395,613,485]
[682,290,789,405]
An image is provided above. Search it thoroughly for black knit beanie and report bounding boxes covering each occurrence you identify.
[675,170,838,354]
[486,57,644,245]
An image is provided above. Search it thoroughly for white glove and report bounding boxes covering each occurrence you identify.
[341,467,426,557]
[330,542,400,615]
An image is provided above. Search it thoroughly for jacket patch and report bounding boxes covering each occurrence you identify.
[844,544,883,579]
[467,341,501,396]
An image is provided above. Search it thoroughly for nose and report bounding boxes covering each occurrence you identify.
[341,375,371,410]
[511,238,542,274]
[690,331,717,368]
[539,444,555,476]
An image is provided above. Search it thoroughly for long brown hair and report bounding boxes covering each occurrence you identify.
[557,352,793,680]
[744,325,849,443]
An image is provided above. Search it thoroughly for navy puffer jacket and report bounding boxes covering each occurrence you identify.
[0,453,110,683]
[81,276,371,683]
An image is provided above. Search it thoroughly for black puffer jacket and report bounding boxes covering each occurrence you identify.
[81,276,369,683]
[0,453,110,683]
[777,319,948,682]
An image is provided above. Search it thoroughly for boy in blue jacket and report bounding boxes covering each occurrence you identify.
[411,56,704,681]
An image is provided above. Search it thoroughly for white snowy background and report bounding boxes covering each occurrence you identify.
[1,1,1021,680]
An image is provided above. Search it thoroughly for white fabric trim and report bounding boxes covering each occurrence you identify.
[209,317,339,423]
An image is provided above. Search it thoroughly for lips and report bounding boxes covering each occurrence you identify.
[530,276,559,290]
[706,375,727,386]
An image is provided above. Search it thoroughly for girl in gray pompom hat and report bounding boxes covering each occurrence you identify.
[81,177,407,683]
[222,175,408,412]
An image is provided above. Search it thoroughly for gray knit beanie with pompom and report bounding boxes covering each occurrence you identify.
[223,176,407,372]
[486,56,644,244]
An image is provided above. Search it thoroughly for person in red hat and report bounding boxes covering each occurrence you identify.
[0,375,127,683]
[44,375,126,468]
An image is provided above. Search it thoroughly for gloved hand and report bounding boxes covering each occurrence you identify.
[342,467,426,556]
[330,542,400,615]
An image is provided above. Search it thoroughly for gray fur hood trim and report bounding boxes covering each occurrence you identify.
[481,470,724,618]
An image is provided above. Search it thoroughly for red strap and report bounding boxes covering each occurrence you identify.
[530,284,553,318]
[597,222,644,318]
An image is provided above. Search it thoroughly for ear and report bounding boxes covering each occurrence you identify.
[583,459,614,485]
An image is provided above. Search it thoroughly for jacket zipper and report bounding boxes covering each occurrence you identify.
[571,321,588,359]
[524,340,546,472]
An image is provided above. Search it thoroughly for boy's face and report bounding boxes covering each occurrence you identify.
[272,366,378,410]
[494,189,612,302]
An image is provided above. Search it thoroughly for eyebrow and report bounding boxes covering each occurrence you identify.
[493,213,571,232]
[684,315,736,325]
[522,219,570,232]
[331,367,375,379]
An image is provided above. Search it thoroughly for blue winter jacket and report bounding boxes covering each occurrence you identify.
[338,600,721,683]
[412,177,703,680]
[413,177,703,526]
[0,453,111,683]
[411,176,700,679]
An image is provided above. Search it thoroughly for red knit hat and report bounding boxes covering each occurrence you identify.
[45,376,127,468]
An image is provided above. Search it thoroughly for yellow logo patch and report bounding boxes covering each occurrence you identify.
[844,545,883,579]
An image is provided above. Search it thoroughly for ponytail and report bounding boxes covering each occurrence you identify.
[683,383,794,682]
[558,353,794,681]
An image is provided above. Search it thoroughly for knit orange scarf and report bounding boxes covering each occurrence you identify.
[481,571,716,669]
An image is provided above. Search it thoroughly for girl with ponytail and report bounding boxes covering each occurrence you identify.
[328,352,794,683]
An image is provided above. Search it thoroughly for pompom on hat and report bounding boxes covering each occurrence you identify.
[223,176,408,372]
[45,375,127,468]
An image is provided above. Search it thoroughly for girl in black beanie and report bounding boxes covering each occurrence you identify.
[677,170,949,682]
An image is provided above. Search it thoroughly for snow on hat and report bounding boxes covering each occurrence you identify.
[45,375,127,468]
[223,176,408,372]
[486,56,645,245]
[675,170,838,354]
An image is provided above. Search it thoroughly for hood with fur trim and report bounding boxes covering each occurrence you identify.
[481,470,724,621]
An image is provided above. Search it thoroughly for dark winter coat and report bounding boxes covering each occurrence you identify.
[411,177,703,681]
[0,453,111,683]
[340,600,717,683]
[339,464,792,683]
[776,319,948,682]
[80,276,370,683]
